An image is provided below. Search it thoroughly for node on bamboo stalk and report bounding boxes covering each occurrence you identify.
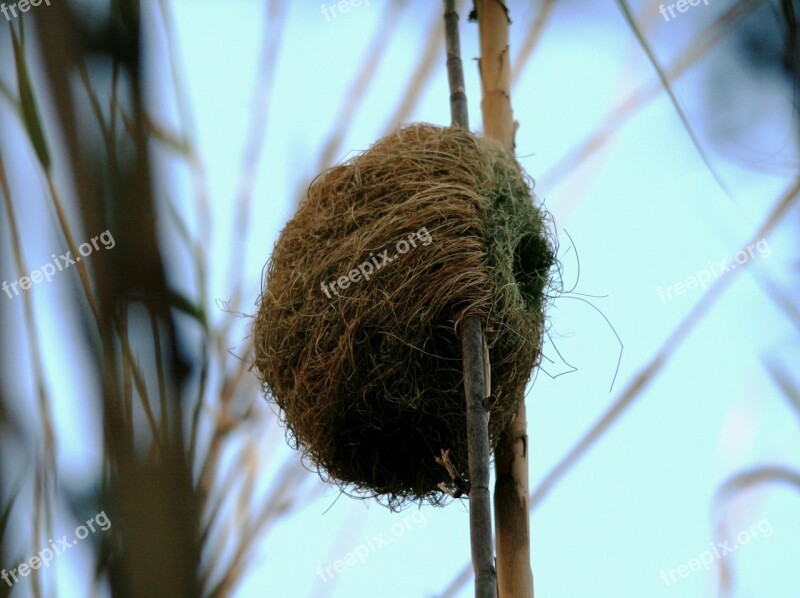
[253,123,554,508]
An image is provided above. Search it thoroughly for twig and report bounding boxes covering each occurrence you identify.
[461,317,497,598]
[444,0,469,129]
[436,449,471,498]
[382,8,445,133]
[511,0,556,87]
[539,0,765,191]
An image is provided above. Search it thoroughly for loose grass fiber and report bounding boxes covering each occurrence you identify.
[254,124,554,507]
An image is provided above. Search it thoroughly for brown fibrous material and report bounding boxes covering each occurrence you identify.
[254,124,554,508]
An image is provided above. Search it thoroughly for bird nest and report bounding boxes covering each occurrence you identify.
[254,123,555,508]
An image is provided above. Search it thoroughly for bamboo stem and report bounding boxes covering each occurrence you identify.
[493,402,533,597]
[477,0,515,149]
[476,1,534,596]
[443,3,497,597]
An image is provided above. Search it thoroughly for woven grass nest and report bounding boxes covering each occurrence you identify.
[254,123,555,507]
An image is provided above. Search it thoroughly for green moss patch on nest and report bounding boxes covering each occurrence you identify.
[254,123,555,508]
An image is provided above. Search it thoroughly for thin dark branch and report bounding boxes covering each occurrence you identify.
[444,3,495,596]
[444,0,470,129]
[444,4,496,596]
[462,316,497,598]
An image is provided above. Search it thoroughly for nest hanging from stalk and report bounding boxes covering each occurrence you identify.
[254,123,554,508]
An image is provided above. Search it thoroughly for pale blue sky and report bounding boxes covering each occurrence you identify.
[130,0,800,596]
[1,0,798,596]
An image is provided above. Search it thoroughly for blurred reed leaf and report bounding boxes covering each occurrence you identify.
[0,479,23,598]
[614,0,729,196]
[712,464,800,595]
[764,360,800,422]
[168,288,208,331]
[0,492,14,544]
[0,78,18,112]
[9,25,50,172]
